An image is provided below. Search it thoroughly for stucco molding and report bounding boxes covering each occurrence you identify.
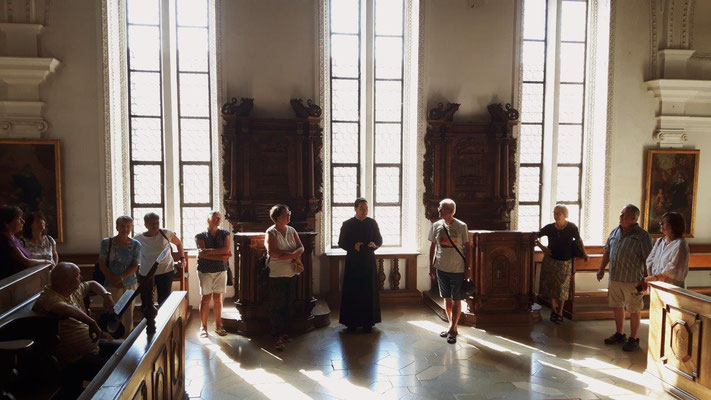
[650,0,658,77]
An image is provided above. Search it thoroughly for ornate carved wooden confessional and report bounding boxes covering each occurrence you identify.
[221,99,327,334]
[422,103,541,326]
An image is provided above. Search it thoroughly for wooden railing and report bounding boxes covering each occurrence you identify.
[79,291,188,400]
[647,282,711,399]
[326,249,421,307]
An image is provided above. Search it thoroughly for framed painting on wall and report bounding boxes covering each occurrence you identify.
[0,139,63,242]
[643,148,699,237]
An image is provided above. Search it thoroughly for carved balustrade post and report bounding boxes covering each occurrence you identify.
[390,258,401,290]
[378,259,386,290]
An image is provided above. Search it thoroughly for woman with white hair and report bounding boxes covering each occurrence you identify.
[535,205,588,324]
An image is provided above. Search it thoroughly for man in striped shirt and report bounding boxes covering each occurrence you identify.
[596,204,652,352]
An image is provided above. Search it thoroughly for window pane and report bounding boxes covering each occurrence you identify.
[561,1,587,42]
[375,167,400,203]
[558,84,583,123]
[132,207,163,235]
[182,165,211,204]
[331,0,359,34]
[375,36,403,79]
[128,25,160,71]
[127,0,159,25]
[180,118,211,162]
[557,124,582,164]
[332,206,355,246]
[522,0,546,40]
[375,80,402,122]
[133,165,162,204]
[375,0,403,36]
[565,204,580,227]
[130,71,161,116]
[518,205,541,232]
[331,34,359,78]
[331,79,359,121]
[519,124,542,164]
[182,207,212,249]
[177,0,208,27]
[519,166,540,202]
[556,166,580,202]
[131,117,162,162]
[179,73,209,117]
[178,27,208,72]
[331,122,359,163]
[521,83,543,123]
[522,41,545,82]
[332,166,358,204]
[375,123,401,163]
[374,206,401,246]
[560,42,585,83]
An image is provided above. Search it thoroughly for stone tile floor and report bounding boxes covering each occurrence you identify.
[185,305,674,400]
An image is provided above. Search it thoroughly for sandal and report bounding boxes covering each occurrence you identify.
[446,332,457,344]
[200,327,209,338]
[215,327,228,336]
[440,330,458,338]
[280,334,294,343]
[275,338,286,351]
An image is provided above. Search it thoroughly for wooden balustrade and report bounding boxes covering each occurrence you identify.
[326,249,421,307]
[647,282,711,399]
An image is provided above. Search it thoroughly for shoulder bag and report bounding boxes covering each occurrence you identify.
[443,225,476,297]
[93,238,113,285]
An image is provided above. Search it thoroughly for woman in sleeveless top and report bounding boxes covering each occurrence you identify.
[265,204,304,351]
[21,211,58,264]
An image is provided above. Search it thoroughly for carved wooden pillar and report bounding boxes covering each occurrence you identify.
[378,259,386,290]
[391,259,401,290]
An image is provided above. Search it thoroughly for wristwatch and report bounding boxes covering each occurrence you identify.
[102,291,112,297]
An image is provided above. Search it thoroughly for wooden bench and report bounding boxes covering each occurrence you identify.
[534,244,711,320]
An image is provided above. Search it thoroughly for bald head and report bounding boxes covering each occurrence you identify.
[51,262,82,293]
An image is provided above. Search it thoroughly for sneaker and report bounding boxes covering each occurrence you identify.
[604,332,626,345]
[622,337,640,352]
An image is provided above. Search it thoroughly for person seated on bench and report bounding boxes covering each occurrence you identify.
[32,262,119,399]
[1,205,52,280]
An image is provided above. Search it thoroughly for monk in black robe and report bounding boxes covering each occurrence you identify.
[338,198,383,332]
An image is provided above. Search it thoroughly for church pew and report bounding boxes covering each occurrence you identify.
[534,244,711,320]
[78,291,188,400]
[647,282,711,399]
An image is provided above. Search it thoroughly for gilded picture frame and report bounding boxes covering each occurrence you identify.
[0,139,63,242]
[643,148,699,237]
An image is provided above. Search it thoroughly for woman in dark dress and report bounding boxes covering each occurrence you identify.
[535,204,588,324]
[338,198,383,332]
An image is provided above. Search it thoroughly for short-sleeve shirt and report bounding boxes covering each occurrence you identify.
[135,230,175,276]
[33,282,99,363]
[646,237,689,286]
[195,229,229,273]
[537,223,581,261]
[99,237,141,286]
[21,235,56,263]
[604,224,652,283]
[1,233,27,280]
[265,225,299,278]
[428,218,469,273]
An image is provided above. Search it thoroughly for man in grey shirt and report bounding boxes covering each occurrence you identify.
[429,198,470,344]
[597,204,652,352]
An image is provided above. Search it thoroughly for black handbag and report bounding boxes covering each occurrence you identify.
[93,238,112,285]
[571,240,586,259]
[443,225,476,297]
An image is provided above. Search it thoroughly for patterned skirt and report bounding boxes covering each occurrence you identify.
[539,255,572,301]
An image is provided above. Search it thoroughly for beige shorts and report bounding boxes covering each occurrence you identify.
[198,271,227,296]
[608,280,644,313]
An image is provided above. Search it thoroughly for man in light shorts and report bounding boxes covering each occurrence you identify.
[597,204,652,352]
[195,211,232,337]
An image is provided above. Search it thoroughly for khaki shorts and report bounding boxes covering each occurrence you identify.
[608,280,644,313]
[198,271,227,296]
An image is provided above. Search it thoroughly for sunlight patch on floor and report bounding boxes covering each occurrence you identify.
[300,369,381,399]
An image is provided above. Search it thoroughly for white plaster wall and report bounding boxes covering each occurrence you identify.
[219,0,317,118]
[40,0,104,254]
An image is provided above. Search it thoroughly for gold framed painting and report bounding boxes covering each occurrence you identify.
[643,148,699,237]
[0,139,63,242]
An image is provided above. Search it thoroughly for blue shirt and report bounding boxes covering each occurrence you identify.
[99,237,141,286]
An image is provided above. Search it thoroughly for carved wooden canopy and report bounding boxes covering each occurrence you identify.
[221,101,323,232]
[423,103,519,230]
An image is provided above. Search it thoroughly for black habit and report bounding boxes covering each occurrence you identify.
[338,216,383,327]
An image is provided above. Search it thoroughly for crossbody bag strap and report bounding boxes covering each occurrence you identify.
[443,225,466,262]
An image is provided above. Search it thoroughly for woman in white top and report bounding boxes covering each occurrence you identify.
[21,211,58,264]
[645,212,690,287]
[265,204,304,351]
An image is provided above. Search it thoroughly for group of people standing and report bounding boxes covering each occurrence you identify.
[1,206,59,280]
[536,203,689,352]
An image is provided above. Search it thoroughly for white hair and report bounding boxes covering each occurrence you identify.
[438,198,456,214]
